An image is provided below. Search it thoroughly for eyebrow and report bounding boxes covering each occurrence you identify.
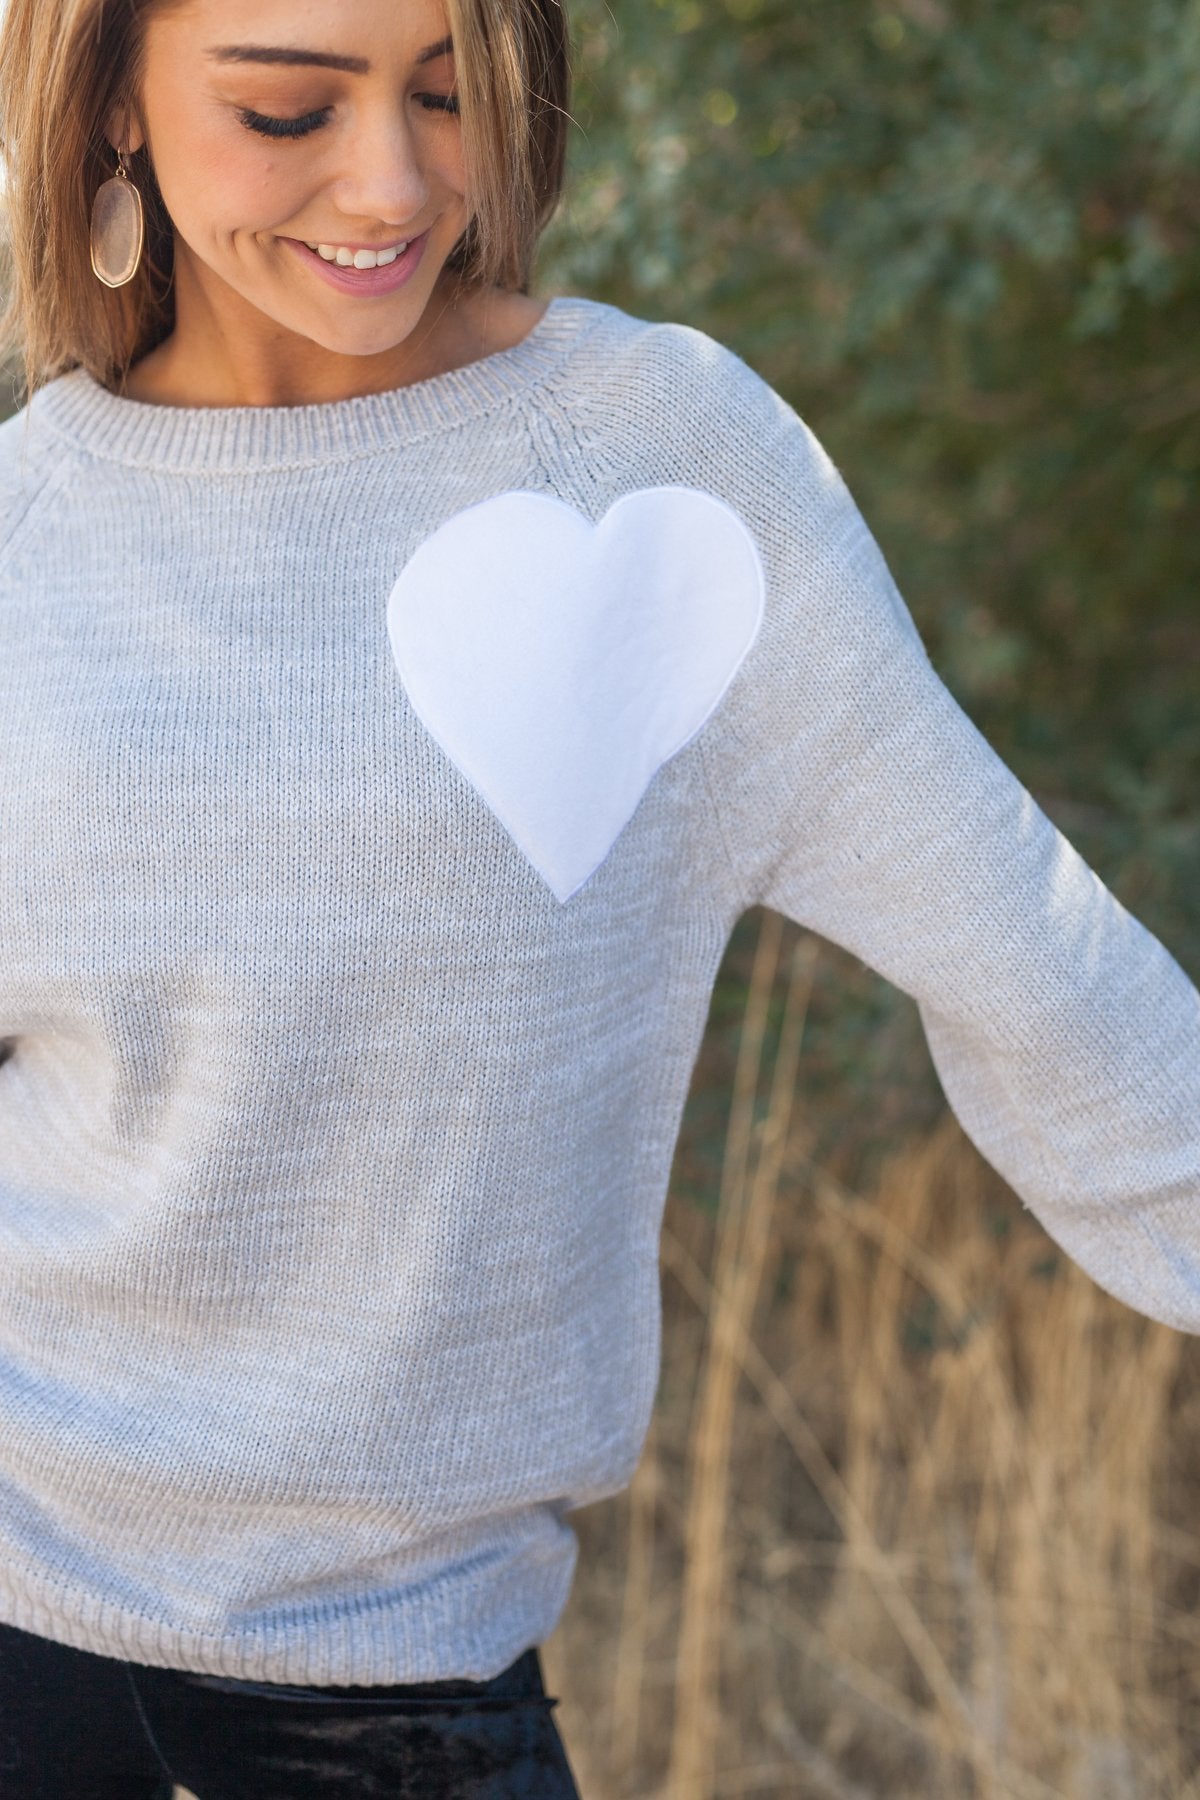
[207,36,454,75]
[416,35,455,65]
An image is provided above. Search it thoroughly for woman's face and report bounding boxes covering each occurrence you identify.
[123,0,472,374]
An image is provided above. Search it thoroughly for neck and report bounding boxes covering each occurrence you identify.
[120,257,543,408]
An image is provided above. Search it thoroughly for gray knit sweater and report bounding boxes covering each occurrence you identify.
[0,295,1196,1685]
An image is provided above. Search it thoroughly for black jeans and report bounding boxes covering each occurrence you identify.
[0,1620,582,1799]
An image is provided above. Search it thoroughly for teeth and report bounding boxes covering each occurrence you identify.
[304,241,408,268]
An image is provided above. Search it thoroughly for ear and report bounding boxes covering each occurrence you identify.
[103,104,146,157]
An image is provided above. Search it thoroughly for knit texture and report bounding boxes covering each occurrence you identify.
[0,295,1196,1683]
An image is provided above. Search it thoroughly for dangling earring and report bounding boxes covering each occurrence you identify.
[89,148,145,288]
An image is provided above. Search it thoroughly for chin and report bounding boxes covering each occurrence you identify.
[322,325,429,360]
[299,316,430,360]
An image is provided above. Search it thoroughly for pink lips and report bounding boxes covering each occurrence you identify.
[286,232,427,296]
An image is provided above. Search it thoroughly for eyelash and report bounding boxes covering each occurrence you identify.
[238,94,459,140]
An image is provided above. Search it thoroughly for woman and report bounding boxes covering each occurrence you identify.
[0,0,1195,1795]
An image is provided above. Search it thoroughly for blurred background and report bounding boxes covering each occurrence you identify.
[535,1,1200,1795]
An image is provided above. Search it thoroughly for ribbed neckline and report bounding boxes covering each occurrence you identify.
[28,294,601,474]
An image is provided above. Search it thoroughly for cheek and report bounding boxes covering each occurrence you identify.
[429,136,469,205]
[148,104,313,239]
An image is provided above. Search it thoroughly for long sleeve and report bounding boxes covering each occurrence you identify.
[681,338,1200,1333]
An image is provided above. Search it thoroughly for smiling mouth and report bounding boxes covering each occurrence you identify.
[303,240,411,269]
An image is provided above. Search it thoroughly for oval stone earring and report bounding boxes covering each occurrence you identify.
[89,148,145,288]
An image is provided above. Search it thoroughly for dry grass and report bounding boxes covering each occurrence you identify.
[543,914,1200,1800]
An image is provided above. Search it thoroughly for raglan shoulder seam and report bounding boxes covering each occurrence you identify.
[0,415,82,563]
[527,308,772,922]
[695,728,755,917]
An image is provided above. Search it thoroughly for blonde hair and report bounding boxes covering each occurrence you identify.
[0,0,570,398]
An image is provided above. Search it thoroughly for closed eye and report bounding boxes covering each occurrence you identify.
[238,93,458,140]
[239,106,332,139]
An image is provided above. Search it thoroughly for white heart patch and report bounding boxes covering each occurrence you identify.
[386,486,765,902]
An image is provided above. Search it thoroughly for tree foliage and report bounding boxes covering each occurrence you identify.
[540,0,1200,973]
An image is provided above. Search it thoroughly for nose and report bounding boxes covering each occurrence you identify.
[328,107,431,229]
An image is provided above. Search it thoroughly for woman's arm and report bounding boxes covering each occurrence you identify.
[681,335,1200,1333]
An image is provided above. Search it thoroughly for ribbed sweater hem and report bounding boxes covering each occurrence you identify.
[0,1540,577,1684]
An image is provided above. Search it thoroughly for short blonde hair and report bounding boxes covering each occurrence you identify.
[0,0,570,398]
